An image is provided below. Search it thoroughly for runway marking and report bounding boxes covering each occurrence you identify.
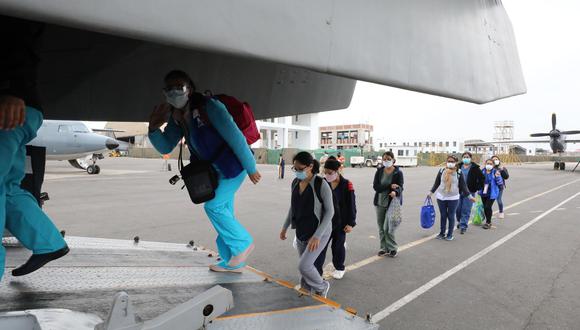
[556,208,567,211]
[342,178,580,276]
[530,210,544,213]
[506,213,520,216]
[345,235,436,273]
[370,191,580,324]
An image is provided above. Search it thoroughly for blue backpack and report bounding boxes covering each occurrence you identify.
[420,196,436,229]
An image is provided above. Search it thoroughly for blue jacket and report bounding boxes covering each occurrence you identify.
[149,98,257,178]
[479,168,504,200]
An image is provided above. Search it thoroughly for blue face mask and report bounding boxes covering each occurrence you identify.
[164,89,189,109]
[295,171,307,180]
[462,158,471,165]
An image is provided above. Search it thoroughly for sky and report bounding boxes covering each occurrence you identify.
[319,0,580,146]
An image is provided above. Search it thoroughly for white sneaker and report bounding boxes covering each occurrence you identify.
[499,212,505,219]
[332,270,345,280]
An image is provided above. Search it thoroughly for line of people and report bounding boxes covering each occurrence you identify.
[280,150,509,298]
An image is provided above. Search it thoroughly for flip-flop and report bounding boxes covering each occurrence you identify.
[228,243,255,268]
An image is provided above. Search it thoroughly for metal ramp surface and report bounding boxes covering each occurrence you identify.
[1,236,376,329]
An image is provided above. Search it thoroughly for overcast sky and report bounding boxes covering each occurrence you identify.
[319,0,580,146]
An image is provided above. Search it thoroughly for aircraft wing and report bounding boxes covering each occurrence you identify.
[465,140,550,146]
[1,0,526,110]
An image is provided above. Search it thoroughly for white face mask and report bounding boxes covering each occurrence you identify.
[446,162,456,169]
[383,160,393,168]
[165,89,189,109]
[325,172,338,182]
[494,159,500,166]
[486,164,494,171]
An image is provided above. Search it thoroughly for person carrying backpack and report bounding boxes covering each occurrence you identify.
[479,158,504,229]
[491,155,509,219]
[455,152,485,234]
[429,155,469,241]
[280,152,333,297]
[314,157,357,279]
[148,70,261,273]
[373,151,404,257]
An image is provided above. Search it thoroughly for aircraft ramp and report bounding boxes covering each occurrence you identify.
[0,236,376,329]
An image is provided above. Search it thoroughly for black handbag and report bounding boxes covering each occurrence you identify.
[177,141,219,204]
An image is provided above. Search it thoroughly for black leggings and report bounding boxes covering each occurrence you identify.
[481,196,496,224]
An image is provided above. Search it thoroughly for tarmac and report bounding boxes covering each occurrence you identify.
[4,158,580,329]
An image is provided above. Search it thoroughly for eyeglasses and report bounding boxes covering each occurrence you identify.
[163,85,188,93]
[291,166,307,172]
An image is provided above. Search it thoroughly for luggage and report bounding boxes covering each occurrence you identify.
[420,196,436,229]
[386,197,402,234]
[471,195,485,225]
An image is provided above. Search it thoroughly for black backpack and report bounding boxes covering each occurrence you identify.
[292,176,341,231]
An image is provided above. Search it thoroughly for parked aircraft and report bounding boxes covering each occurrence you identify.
[465,114,580,171]
[28,120,122,174]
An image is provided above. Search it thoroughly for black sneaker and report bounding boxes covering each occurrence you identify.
[460,228,466,235]
[457,224,460,229]
[482,223,491,229]
[12,246,70,277]
[378,250,388,256]
[388,250,398,258]
[436,233,445,240]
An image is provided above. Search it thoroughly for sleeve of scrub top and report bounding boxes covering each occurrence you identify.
[148,119,183,155]
[205,99,257,175]
[313,180,334,239]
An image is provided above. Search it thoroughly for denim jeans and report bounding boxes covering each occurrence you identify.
[496,189,504,213]
[437,199,459,237]
[456,196,474,230]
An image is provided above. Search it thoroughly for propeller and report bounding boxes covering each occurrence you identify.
[530,133,551,137]
[561,130,580,135]
[530,113,563,138]
[552,113,556,131]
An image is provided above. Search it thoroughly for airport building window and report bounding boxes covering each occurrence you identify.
[445,141,449,147]
[398,150,404,156]
[439,142,443,147]
[453,141,457,147]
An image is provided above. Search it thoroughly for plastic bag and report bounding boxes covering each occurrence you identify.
[420,196,436,229]
[470,195,485,225]
[386,197,402,234]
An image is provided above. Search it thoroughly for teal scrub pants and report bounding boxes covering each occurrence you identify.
[0,107,67,281]
[203,170,253,269]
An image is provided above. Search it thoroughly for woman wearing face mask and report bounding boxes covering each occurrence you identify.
[373,151,404,257]
[456,152,485,234]
[148,70,261,273]
[430,155,469,241]
[314,157,357,280]
[491,155,509,219]
[280,152,334,297]
[480,159,504,229]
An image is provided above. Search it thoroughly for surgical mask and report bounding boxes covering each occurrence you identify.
[446,162,456,169]
[462,158,471,165]
[325,173,338,182]
[295,171,307,180]
[165,89,189,109]
[383,161,393,168]
[485,164,493,171]
[494,159,500,166]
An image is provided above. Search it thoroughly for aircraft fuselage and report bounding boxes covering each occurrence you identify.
[28,120,118,160]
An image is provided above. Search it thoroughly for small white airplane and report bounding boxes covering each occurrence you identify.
[28,120,125,174]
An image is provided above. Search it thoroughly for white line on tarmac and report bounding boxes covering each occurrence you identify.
[371,192,580,323]
[344,178,580,274]
[530,210,544,213]
[370,191,580,324]
[556,208,567,211]
[506,213,520,216]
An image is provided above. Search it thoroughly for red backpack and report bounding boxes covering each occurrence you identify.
[200,93,260,145]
